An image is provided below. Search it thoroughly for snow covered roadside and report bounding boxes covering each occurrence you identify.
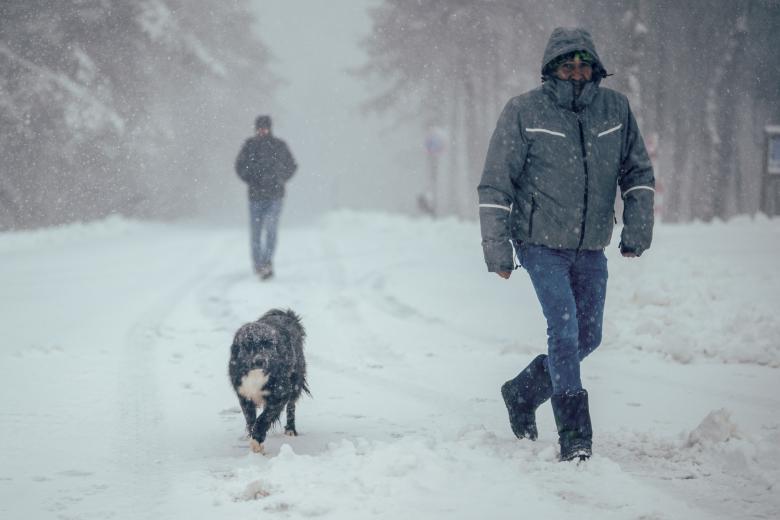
[0,212,778,519]
[607,216,780,367]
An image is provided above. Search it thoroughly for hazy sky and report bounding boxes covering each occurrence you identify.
[251,0,421,223]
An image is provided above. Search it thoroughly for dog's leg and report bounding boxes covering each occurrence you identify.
[284,401,297,436]
[250,400,285,454]
[238,396,257,436]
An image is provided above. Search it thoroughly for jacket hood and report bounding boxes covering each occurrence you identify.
[541,27,607,80]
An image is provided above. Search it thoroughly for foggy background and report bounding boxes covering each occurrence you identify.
[252,0,419,225]
[1,0,779,230]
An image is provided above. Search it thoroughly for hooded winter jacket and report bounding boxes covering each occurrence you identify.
[478,27,655,272]
[235,134,297,200]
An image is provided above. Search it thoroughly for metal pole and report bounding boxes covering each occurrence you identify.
[762,130,769,215]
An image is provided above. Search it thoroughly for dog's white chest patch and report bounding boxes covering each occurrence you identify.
[238,369,270,406]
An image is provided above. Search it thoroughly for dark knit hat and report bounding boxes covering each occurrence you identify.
[255,115,272,130]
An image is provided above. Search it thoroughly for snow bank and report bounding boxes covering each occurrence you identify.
[602,408,780,519]
[0,215,143,252]
[217,428,699,519]
[683,409,779,492]
[686,408,740,446]
[607,217,780,367]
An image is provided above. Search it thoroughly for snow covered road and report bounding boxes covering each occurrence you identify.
[1,212,778,519]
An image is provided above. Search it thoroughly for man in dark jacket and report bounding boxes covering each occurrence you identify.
[235,115,297,280]
[478,27,654,461]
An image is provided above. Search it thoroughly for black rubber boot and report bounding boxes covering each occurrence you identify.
[500,354,554,440]
[551,389,593,462]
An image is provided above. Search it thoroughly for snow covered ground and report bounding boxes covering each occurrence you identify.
[1,211,778,519]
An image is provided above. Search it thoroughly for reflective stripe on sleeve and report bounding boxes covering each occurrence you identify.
[479,203,512,212]
[622,185,656,198]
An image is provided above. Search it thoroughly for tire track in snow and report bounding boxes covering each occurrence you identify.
[113,233,234,511]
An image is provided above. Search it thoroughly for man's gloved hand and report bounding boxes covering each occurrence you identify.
[619,241,641,258]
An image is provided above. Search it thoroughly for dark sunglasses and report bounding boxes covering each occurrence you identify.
[551,50,595,69]
[557,61,593,74]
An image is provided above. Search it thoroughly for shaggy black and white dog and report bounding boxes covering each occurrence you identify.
[228,309,310,453]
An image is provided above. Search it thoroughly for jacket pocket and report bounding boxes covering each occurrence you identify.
[528,196,537,238]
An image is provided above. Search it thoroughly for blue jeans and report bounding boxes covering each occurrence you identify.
[249,198,283,270]
[518,243,608,395]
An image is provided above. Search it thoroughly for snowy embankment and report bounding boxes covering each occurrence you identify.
[0,212,778,519]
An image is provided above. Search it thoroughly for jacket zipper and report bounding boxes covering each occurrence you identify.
[529,196,536,238]
[576,114,589,250]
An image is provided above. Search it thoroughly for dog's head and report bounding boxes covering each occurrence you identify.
[233,322,280,371]
[258,308,306,347]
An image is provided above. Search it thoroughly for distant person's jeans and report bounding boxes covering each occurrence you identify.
[249,198,283,270]
[518,243,608,395]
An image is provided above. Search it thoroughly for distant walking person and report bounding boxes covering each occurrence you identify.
[478,28,654,461]
[235,115,297,280]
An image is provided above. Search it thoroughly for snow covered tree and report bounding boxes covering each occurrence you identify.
[0,0,275,229]
[358,0,562,217]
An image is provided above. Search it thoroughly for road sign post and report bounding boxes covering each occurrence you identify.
[420,128,445,217]
[761,126,780,216]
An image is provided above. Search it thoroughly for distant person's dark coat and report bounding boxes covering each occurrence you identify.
[235,134,297,200]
